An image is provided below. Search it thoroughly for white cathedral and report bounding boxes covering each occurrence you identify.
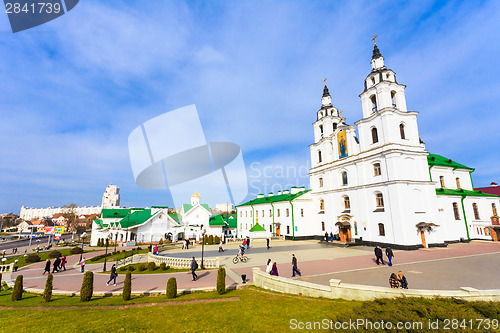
[237,42,500,249]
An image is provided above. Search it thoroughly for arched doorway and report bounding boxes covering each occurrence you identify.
[335,221,351,242]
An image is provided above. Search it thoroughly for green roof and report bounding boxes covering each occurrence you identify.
[183,203,210,213]
[427,154,474,171]
[237,190,311,207]
[101,209,132,219]
[116,209,155,228]
[435,188,499,198]
[249,223,266,232]
[209,215,226,226]
[225,214,237,229]
[168,213,181,222]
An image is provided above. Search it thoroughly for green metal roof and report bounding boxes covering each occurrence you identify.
[101,209,133,219]
[183,203,210,213]
[249,223,266,232]
[168,213,181,222]
[237,190,310,207]
[117,209,156,228]
[435,188,499,198]
[209,215,226,226]
[427,154,474,171]
[225,214,237,229]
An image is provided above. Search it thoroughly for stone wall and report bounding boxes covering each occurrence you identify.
[148,253,219,269]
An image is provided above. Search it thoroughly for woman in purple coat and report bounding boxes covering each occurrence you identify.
[271,262,279,276]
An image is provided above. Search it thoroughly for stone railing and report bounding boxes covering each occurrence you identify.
[227,236,284,243]
[252,268,500,301]
[148,253,220,269]
[0,262,15,273]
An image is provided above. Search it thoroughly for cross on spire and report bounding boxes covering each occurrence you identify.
[372,34,378,45]
[323,77,327,86]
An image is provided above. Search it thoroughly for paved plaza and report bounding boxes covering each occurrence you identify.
[6,240,500,294]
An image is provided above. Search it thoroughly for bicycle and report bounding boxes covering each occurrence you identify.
[233,255,248,264]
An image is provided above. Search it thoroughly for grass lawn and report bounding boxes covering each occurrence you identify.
[88,247,148,264]
[98,262,191,274]
[3,248,96,268]
[0,285,499,332]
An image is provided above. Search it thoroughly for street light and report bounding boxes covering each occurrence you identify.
[79,232,87,263]
[200,226,206,270]
[103,235,110,272]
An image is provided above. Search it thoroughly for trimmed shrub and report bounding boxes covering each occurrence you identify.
[11,275,23,301]
[138,263,147,271]
[203,235,208,245]
[0,273,2,290]
[160,262,167,271]
[119,266,127,272]
[122,272,131,301]
[80,271,94,302]
[166,277,177,299]
[25,253,41,263]
[217,267,226,295]
[147,262,156,271]
[214,236,220,244]
[158,238,163,245]
[208,235,214,245]
[43,274,53,302]
[128,265,136,272]
[165,238,171,244]
[70,247,83,255]
[48,250,62,259]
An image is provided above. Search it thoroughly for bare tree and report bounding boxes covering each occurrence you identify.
[62,203,78,231]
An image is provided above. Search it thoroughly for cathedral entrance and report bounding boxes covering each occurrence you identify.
[420,231,427,248]
[275,223,281,236]
[335,221,351,242]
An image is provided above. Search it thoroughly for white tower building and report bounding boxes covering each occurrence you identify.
[101,184,120,208]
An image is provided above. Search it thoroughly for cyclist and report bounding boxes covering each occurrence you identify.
[238,245,245,258]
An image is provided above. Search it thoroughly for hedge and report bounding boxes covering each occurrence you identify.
[138,263,147,271]
[147,262,156,271]
[48,250,62,259]
[217,267,226,295]
[166,277,177,299]
[11,275,23,301]
[80,271,93,302]
[25,253,41,263]
[43,274,53,302]
[122,272,131,301]
[70,247,83,255]
[160,263,167,271]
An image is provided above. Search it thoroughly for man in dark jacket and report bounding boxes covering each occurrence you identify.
[324,232,329,242]
[374,246,384,265]
[190,257,198,281]
[292,254,301,277]
[52,256,61,273]
[107,264,118,286]
[43,259,51,275]
[385,246,394,266]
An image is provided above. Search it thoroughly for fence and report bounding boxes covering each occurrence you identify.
[148,253,220,269]
[252,268,500,301]
[0,263,15,273]
[227,236,284,243]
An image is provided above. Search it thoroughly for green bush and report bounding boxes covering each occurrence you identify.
[203,235,208,245]
[11,275,23,301]
[165,238,171,244]
[43,274,53,302]
[122,272,132,301]
[48,250,62,259]
[128,265,136,271]
[80,271,94,302]
[208,235,214,245]
[166,277,177,299]
[70,247,83,255]
[214,236,220,244]
[0,273,2,290]
[119,266,127,272]
[97,239,101,247]
[138,263,147,271]
[147,262,156,271]
[217,267,226,294]
[160,262,167,271]
[25,253,41,263]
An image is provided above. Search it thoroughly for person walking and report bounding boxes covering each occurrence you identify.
[107,264,118,286]
[219,240,224,252]
[398,271,408,289]
[242,238,247,249]
[60,256,67,271]
[292,254,301,277]
[389,273,400,288]
[374,246,384,265]
[271,262,279,276]
[330,232,334,242]
[185,239,189,249]
[324,232,329,242]
[190,257,198,281]
[385,246,394,266]
[266,259,273,275]
[246,237,250,248]
[43,259,51,275]
[52,256,61,273]
[266,238,270,249]
[80,257,86,273]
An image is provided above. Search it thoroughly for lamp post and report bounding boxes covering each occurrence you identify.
[103,236,110,272]
[200,226,206,270]
[79,232,87,263]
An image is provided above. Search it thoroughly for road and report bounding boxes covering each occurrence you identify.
[0,233,74,251]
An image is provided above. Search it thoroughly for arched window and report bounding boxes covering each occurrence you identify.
[341,171,348,186]
[399,123,405,139]
[375,193,384,207]
[269,209,272,217]
[453,202,460,220]
[440,176,445,188]
[319,199,324,211]
[333,123,337,132]
[256,210,258,217]
[473,203,480,220]
[493,203,498,216]
[371,127,379,144]
[344,196,350,209]
[319,177,324,187]
[371,77,375,85]
[373,163,381,176]
[378,223,385,236]
[319,125,324,138]
[371,95,377,112]
[391,91,397,108]
[318,151,322,163]
[456,178,461,189]
[321,222,325,231]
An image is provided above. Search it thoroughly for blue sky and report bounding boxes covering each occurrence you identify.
[1,0,499,213]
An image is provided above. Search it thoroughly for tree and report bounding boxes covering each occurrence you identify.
[62,203,78,232]
[217,267,226,294]
[43,274,53,302]
[166,277,177,299]
[122,272,131,301]
[80,271,94,302]
[11,275,23,301]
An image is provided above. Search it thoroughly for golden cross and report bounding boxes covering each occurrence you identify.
[339,109,343,117]
[323,77,327,85]
[372,35,378,45]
